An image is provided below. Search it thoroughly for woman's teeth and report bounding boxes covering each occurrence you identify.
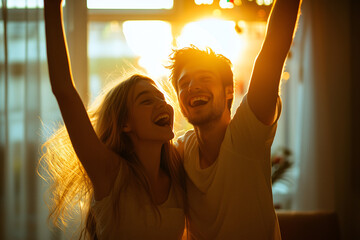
[154,114,170,126]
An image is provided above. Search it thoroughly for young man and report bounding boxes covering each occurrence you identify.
[168,0,302,239]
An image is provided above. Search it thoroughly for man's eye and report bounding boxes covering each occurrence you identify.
[179,82,189,90]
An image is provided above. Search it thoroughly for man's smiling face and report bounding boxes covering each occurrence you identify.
[176,61,232,126]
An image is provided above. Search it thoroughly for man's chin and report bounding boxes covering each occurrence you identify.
[186,110,224,126]
[186,115,212,126]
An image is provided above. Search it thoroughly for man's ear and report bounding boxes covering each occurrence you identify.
[122,123,131,133]
[225,85,234,100]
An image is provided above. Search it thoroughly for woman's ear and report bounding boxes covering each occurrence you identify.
[122,123,131,133]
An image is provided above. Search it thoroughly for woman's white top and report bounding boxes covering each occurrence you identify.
[91,164,185,240]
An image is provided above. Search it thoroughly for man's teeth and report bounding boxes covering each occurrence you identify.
[190,96,209,107]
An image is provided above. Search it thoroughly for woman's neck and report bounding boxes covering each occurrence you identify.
[134,141,163,183]
[133,142,171,205]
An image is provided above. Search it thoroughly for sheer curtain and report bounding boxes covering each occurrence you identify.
[285,0,359,239]
[0,0,54,239]
[0,0,86,239]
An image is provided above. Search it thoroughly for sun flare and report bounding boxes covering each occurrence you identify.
[176,18,247,65]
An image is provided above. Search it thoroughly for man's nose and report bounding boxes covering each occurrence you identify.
[188,79,201,93]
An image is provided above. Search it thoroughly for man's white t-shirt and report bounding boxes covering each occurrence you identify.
[178,95,282,240]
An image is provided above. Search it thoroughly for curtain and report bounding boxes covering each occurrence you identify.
[286,0,357,239]
[1,0,87,238]
[0,0,62,239]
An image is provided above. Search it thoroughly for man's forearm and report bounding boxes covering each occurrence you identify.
[263,0,302,58]
[246,0,302,125]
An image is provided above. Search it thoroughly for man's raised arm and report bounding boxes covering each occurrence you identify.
[247,0,302,125]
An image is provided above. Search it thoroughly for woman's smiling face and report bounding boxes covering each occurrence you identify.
[124,80,174,144]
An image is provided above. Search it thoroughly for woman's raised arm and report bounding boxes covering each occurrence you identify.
[44,0,119,199]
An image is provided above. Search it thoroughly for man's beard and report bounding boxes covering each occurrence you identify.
[186,108,224,126]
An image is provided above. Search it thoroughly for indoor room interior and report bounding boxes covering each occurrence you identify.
[0,0,359,239]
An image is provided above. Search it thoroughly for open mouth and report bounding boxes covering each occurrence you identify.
[154,113,171,127]
[189,96,209,107]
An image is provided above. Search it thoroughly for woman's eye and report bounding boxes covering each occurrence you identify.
[141,99,153,105]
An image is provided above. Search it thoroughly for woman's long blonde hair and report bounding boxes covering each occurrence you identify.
[39,74,188,239]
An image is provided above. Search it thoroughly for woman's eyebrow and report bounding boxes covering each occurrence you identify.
[135,90,164,102]
[134,90,151,102]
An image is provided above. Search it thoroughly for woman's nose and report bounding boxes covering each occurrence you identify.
[155,98,173,112]
[155,97,167,107]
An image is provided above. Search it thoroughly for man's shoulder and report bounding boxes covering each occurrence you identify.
[175,129,196,160]
[176,129,196,148]
[178,129,195,141]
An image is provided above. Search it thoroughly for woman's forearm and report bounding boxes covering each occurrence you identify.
[44,0,76,97]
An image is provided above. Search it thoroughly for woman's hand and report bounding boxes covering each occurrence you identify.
[44,0,63,8]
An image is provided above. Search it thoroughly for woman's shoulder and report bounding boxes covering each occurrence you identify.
[93,154,127,201]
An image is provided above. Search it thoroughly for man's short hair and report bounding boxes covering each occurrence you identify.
[167,45,234,110]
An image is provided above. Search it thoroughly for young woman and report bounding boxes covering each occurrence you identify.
[40,0,187,239]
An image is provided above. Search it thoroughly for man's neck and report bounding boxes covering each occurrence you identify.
[194,111,231,169]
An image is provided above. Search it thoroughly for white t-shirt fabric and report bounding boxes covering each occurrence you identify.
[91,163,185,240]
[177,95,282,240]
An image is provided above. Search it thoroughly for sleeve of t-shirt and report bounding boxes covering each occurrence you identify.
[175,135,185,162]
[175,131,196,163]
[228,94,282,153]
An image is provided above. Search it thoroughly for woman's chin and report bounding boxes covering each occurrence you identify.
[169,131,175,141]
[164,129,175,142]
[162,131,174,142]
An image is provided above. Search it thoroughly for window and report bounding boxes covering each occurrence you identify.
[87,1,293,209]
[87,0,174,10]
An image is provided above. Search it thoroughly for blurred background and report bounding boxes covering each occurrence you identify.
[0,0,359,239]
